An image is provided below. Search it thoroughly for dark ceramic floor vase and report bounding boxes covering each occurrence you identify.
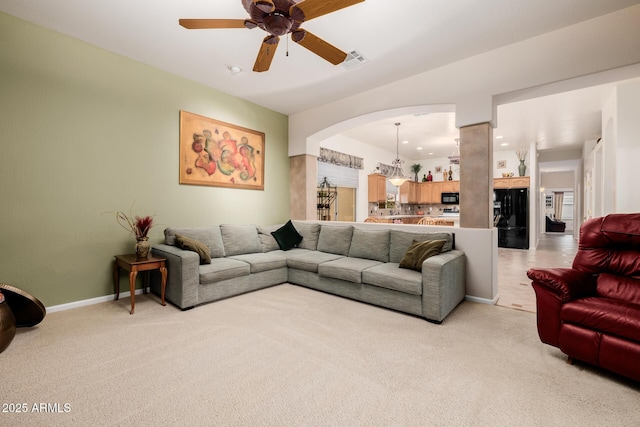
[0,291,16,353]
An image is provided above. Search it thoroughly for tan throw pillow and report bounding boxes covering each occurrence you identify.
[176,234,211,264]
[399,239,446,271]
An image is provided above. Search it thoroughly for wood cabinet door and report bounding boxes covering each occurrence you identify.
[399,181,411,204]
[441,180,460,193]
[368,174,387,202]
[429,182,442,203]
[418,182,429,204]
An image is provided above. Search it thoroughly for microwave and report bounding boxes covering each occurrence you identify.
[441,192,459,204]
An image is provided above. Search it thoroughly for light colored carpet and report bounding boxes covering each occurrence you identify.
[3,284,639,426]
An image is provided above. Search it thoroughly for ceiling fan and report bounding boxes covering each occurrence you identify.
[179,0,365,72]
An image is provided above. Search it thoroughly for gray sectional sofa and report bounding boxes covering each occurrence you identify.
[150,221,466,323]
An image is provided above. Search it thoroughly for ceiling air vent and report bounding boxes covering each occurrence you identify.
[341,50,368,70]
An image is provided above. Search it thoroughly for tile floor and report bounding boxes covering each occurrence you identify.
[496,231,579,313]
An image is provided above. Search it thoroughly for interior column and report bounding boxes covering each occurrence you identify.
[289,154,318,220]
[459,123,493,228]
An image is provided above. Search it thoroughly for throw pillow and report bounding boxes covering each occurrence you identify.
[399,239,446,272]
[271,220,303,251]
[175,234,211,264]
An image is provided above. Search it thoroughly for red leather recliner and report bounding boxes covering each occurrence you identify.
[527,213,640,381]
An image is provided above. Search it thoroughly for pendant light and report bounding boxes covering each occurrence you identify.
[448,138,460,165]
[388,122,408,187]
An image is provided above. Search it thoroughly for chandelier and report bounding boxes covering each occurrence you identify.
[388,122,408,187]
[448,138,460,165]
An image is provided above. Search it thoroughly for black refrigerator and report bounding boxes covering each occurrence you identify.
[494,188,529,249]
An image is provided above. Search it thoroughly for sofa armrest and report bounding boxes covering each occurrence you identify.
[526,268,596,302]
[421,249,466,323]
[151,244,200,309]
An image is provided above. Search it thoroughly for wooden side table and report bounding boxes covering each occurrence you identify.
[114,254,167,314]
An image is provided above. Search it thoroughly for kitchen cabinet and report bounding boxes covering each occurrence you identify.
[441,180,460,193]
[368,174,387,202]
[494,177,530,189]
[419,182,442,204]
[400,181,419,204]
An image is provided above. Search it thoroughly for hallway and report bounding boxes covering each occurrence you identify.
[496,233,579,313]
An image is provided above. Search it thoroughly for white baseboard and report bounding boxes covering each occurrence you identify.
[465,294,498,305]
[47,290,495,313]
[46,288,149,313]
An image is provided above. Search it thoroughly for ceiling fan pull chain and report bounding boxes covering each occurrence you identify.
[286,34,289,57]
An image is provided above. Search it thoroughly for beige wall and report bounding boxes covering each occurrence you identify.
[0,13,290,307]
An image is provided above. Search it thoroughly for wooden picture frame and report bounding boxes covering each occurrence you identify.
[179,110,265,190]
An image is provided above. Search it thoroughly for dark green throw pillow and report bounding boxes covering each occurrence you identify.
[399,239,446,271]
[271,220,303,251]
[175,234,211,264]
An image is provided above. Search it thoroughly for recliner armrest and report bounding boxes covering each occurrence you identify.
[526,267,596,302]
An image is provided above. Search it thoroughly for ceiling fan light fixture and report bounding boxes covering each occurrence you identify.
[388,122,408,187]
[263,12,293,36]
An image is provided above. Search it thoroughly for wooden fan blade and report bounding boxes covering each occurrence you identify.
[253,36,280,72]
[290,0,364,22]
[179,19,249,29]
[291,30,347,65]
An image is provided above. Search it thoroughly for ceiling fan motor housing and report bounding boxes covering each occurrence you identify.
[244,0,302,36]
[263,13,293,36]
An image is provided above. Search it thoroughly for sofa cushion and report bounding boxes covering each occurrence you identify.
[399,239,446,272]
[175,234,211,264]
[199,258,250,284]
[220,224,262,256]
[561,297,640,342]
[317,224,354,256]
[164,226,225,258]
[257,224,283,252]
[271,220,303,251]
[292,221,321,250]
[318,257,382,284]
[286,251,344,273]
[389,230,453,263]
[229,252,287,273]
[348,228,390,263]
[596,273,640,305]
[362,263,423,296]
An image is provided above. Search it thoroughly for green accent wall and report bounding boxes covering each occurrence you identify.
[0,13,290,307]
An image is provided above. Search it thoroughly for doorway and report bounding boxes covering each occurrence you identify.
[336,187,356,222]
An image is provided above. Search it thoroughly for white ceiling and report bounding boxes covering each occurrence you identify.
[2,0,639,161]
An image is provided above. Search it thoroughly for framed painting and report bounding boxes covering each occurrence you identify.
[497,160,506,169]
[179,110,265,190]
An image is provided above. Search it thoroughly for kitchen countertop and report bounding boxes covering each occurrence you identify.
[372,214,459,227]
[376,214,459,219]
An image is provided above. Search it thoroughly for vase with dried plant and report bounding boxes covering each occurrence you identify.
[516,147,528,176]
[116,211,154,258]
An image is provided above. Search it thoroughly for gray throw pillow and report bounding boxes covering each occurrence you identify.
[399,239,446,271]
